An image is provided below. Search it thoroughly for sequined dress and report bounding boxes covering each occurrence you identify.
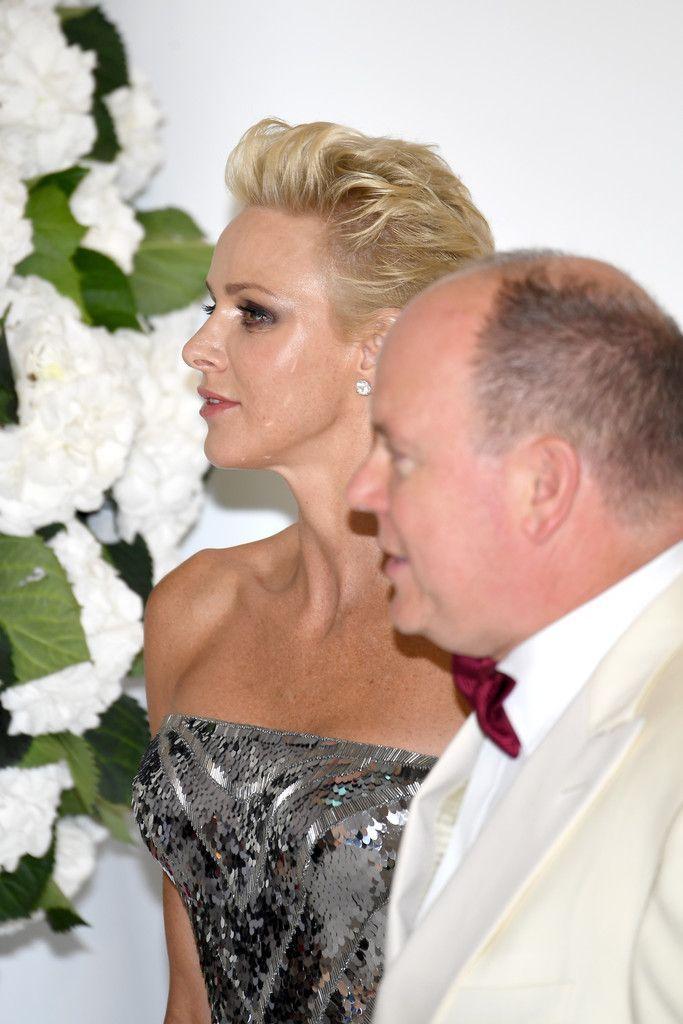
[131,713,436,1024]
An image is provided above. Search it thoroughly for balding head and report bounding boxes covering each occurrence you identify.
[439,250,683,521]
[349,249,683,655]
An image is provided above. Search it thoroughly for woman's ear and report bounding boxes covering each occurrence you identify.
[358,308,401,372]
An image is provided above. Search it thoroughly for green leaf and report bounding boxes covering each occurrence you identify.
[60,7,129,96]
[35,522,67,543]
[20,732,99,812]
[58,787,89,817]
[0,306,19,426]
[33,166,89,199]
[15,251,86,314]
[84,694,150,806]
[94,796,134,845]
[131,208,213,316]
[0,622,17,688]
[129,649,144,678]
[14,181,89,312]
[88,94,120,162]
[61,734,99,811]
[72,247,140,331]
[103,533,153,603]
[21,182,86,259]
[0,533,90,683]
[19,733,65,768]
[0,840,55,924]
[39,878,89,932]
[0,705,31,768]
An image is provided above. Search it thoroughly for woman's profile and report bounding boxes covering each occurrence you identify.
[132,118,493,1024]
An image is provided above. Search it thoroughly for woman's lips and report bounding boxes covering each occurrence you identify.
[200,399,240,418]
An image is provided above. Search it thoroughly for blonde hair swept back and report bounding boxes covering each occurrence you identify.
[225,117,494,332]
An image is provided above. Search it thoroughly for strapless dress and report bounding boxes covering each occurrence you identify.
[131,712,436,1024]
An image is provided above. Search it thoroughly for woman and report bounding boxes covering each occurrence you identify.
[132,118,493,1024]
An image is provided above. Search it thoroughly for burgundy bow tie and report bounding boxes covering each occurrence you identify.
[451,654,521,758]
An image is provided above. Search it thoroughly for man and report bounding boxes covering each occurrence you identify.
[348,251,683,1023]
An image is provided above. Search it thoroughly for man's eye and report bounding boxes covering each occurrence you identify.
[389,451,413,475]
[201,302,215,316]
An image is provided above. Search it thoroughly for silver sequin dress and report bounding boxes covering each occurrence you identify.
[131,712,436,1024]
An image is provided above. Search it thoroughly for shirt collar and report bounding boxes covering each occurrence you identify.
[497,541,683,756]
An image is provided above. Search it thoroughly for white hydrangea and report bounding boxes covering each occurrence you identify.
[105,69,163,200]
[114,307,208,580]
[69,161,144,273]
[0,760,72,872]
[54,815,108,899]
[0,158,32,291]
[0,0,96,179]
[1,661,111,738]
[0,275,139,535]
[47,517,144,681]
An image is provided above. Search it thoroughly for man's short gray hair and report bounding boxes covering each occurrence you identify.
[470,250,683,519]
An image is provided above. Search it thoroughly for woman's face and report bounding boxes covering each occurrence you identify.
[183,206,361,470]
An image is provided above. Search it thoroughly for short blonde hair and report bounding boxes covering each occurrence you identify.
[225,117,494,332]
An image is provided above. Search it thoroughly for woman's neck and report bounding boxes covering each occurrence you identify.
[273,440,386,631]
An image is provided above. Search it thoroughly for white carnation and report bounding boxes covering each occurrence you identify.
[69,162,144,273]
[0,275,139,535]
[0,1,96,178]
[105,69,163,200]
[0,158,32,290]
[0,760,72,872]
[53,815,107,899]
[114,307,208,580]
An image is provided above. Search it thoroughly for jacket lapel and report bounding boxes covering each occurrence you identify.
[377,571,683,1024]
[385,714,483,960]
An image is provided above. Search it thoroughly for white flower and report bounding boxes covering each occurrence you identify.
[47,517,143,682]
[105,69,163,200]
[0,158,32,291]
[0,1,96,178]
[1,518,143,735]
[1,661,118,737]
[69,162,144,273]
[114,307,208,581]
[0,760,72,872]
[0,275,139,535]
[54,815,107,899]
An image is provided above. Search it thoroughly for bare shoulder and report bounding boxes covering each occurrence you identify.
[143,530,295,732]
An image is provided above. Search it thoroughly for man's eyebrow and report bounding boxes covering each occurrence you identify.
[204,280,279,299]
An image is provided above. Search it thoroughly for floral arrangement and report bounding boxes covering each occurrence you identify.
[0,0,212,935]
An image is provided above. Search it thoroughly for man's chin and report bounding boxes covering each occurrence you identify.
[388,590,426,638]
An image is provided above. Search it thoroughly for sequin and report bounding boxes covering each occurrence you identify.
[131,713,436,1023]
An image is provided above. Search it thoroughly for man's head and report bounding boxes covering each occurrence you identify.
[348,251,683,657]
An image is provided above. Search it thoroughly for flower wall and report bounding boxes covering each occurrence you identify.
[0,0,213,935]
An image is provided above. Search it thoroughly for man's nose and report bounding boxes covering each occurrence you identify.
[347,451,388,514]
[182,324,228,372]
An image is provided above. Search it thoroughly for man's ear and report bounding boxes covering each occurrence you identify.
[510,436,581,543]
[357,308,401,372]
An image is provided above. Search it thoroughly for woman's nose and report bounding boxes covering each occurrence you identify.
[182,325,228,371]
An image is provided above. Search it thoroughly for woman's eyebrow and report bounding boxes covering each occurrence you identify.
[204,279,279,299]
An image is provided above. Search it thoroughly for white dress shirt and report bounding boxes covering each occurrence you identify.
[418,540,683,920]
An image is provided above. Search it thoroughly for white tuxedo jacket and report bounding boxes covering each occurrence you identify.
[374,571,683,1024]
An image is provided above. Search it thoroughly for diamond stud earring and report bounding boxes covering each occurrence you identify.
[355,379,372,396]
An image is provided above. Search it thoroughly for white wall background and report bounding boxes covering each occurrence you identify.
[2,1,682,1020]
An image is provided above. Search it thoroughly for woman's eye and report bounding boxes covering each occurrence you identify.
[201,301,215,316]
[237,302,275,327]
